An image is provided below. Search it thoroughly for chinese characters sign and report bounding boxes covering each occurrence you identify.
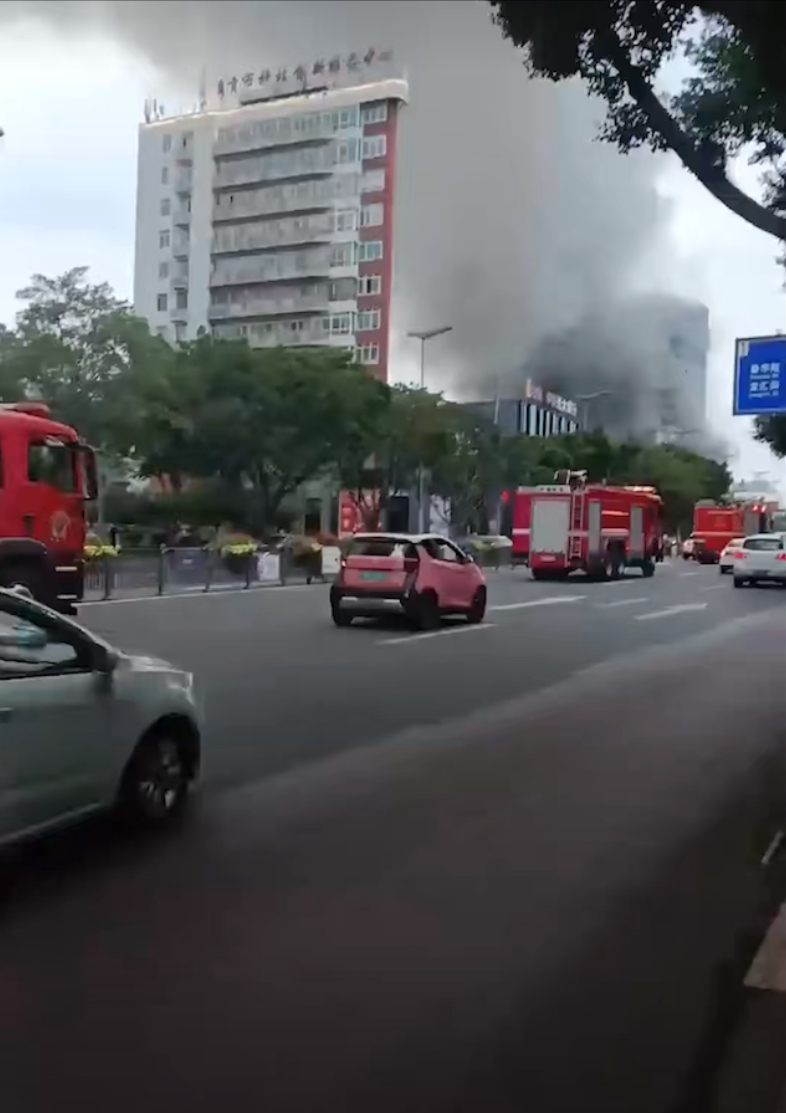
[217,47,394,103]
[733,335,786,415]
[524,379,578,418]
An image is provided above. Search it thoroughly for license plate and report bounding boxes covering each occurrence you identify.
[360,571,387,581]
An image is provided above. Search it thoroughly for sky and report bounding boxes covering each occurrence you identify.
[0,11,784,490]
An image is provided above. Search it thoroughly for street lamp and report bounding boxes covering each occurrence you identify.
[576,390,613,432]
[407,325,452,531]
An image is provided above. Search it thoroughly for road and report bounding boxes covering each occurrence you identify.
[1,561,785,1113]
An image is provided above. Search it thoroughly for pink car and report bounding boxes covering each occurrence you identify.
[330,533,487,629]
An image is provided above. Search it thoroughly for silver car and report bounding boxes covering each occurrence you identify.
[0,588,201,847]
[732,533,786,588]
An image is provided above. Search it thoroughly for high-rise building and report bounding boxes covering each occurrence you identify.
[134,52,407,381]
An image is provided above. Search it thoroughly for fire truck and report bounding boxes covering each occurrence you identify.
[0,402,98,611]
[510,471,663,580]
[690,499,776,564]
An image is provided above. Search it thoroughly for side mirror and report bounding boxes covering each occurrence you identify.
[80,447,99,501]
[91,644,119,674]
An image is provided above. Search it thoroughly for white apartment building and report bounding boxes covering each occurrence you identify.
[134,52,408,381]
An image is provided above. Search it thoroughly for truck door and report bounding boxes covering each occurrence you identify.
[629,505,644,559]
[24,436,84,557]
[587,500,602,557]
[530,497,570,569]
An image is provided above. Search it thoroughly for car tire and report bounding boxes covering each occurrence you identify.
[466,586,487,624]
[733,577,745,588]
[331,606,353,627]
[119,730,190,826]
[416,590,441,630]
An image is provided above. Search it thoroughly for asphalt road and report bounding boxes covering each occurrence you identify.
[1,561,785,1113]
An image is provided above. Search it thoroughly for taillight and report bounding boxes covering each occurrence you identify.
[776,552,786,562]
[337,557,347,584]
[734,551,746,559]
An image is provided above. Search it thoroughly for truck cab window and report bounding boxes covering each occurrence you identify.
[28,441,77,493]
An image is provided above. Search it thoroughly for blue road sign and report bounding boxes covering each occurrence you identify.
[733,334,786,415]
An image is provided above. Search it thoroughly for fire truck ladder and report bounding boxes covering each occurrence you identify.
[569,492,584,560]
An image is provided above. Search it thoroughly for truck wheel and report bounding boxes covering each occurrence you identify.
[641,560,655,578]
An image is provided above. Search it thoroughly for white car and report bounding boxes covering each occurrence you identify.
[732,534,786,588]
[0,588,202,847]
[719,537,745,574]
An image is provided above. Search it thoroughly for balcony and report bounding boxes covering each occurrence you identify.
[170,303,188,322]
[210,248,332,287]
[170,262,189,290]
[172,202,191,226]
[214,319,333,347]
[211,178,355,224]
[209,288,330,321]
[212,215,334,256]
[173,164,193,192]
[213,146,335,191]
[214,106,359,158]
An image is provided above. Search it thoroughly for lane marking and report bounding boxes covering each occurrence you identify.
[603,579,635,587]
[679,571,702,577]
[761,830,784,868]
[635,603,709,621]
[596,596,650,609]
[744,902,786,992]
[490,596,586,612]
[378,623,497,646]
[701,584,728,592]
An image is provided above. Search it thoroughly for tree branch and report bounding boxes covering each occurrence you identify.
[601,31,786,241]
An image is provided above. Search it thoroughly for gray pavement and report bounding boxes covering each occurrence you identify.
[1,560,785,1113]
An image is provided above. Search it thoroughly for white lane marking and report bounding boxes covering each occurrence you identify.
[761,830,784,868]
[602,579,635,587]
[679,571,702,577]
[80,583,320,607]
[635,603,709,621]
[490,595,586,612]
[744,902,786,992]
[596,597,650,609]
[701,584,728,592]
[378,623,497,646]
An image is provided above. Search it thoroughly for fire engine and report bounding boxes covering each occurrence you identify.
[690,498,776,564]
[510,471,663,580]
[0,401,98,611]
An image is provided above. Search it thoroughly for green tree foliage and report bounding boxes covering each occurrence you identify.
[488,1,786,241]
[754,414,786,457]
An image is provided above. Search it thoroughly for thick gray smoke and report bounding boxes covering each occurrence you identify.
[5,0,694,419]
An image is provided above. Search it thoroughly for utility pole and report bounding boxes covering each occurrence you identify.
[407,325,452,532]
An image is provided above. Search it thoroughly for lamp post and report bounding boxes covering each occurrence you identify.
[576,390,613,432]
[407,325,452,531]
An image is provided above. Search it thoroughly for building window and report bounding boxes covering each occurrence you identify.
[356,309,381,331]
[361,102,388,125]
[358,240,383,262]
[335,138,359,164]
[157,293,168,312]
[158,261,169,279]
[358,274,382,296]
[362,134,386,160]
[361,169,385,193]
[162,134,172,152]
[339,106,359,129]
[161,166,169,184]
[357,344,380,365]
[175,322,186,342]
[331,241,357,267]
[160,198,171,216]
[334,209,358,232]
[330,313,352,335]
[175,290,188,310]
[159,230,171,248]
[361,203,384,227]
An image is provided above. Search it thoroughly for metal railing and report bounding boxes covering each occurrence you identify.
[83,546,332,603]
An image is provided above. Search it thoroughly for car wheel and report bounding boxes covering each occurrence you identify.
[416,590,441,630]
[120,731,190,826]
[733,577,745,588]
[331,606,353,627]
[466,585,487,624]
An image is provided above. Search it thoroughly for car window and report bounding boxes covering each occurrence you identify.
[27,440,77,493]
[350,539,416,559]
[743,537,783,551]
[431,540,463,563]
[0,608,81,679]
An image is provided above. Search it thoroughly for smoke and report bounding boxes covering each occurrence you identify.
[4,0,686,403]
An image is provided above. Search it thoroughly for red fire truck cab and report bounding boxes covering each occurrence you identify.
[0,402,98,611]
[513,471,663,580]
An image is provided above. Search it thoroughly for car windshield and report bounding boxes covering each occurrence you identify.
[743,537,783,551]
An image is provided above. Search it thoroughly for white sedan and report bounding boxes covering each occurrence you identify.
[0,588,202,848]
[732,534,786,588]
[719,537,745,574]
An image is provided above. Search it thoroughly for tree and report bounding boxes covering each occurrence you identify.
[754,413,786,457]
[489,1,786,241]
[430,409,507,534]
[133,338,392,531]
[0,267,171,451]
